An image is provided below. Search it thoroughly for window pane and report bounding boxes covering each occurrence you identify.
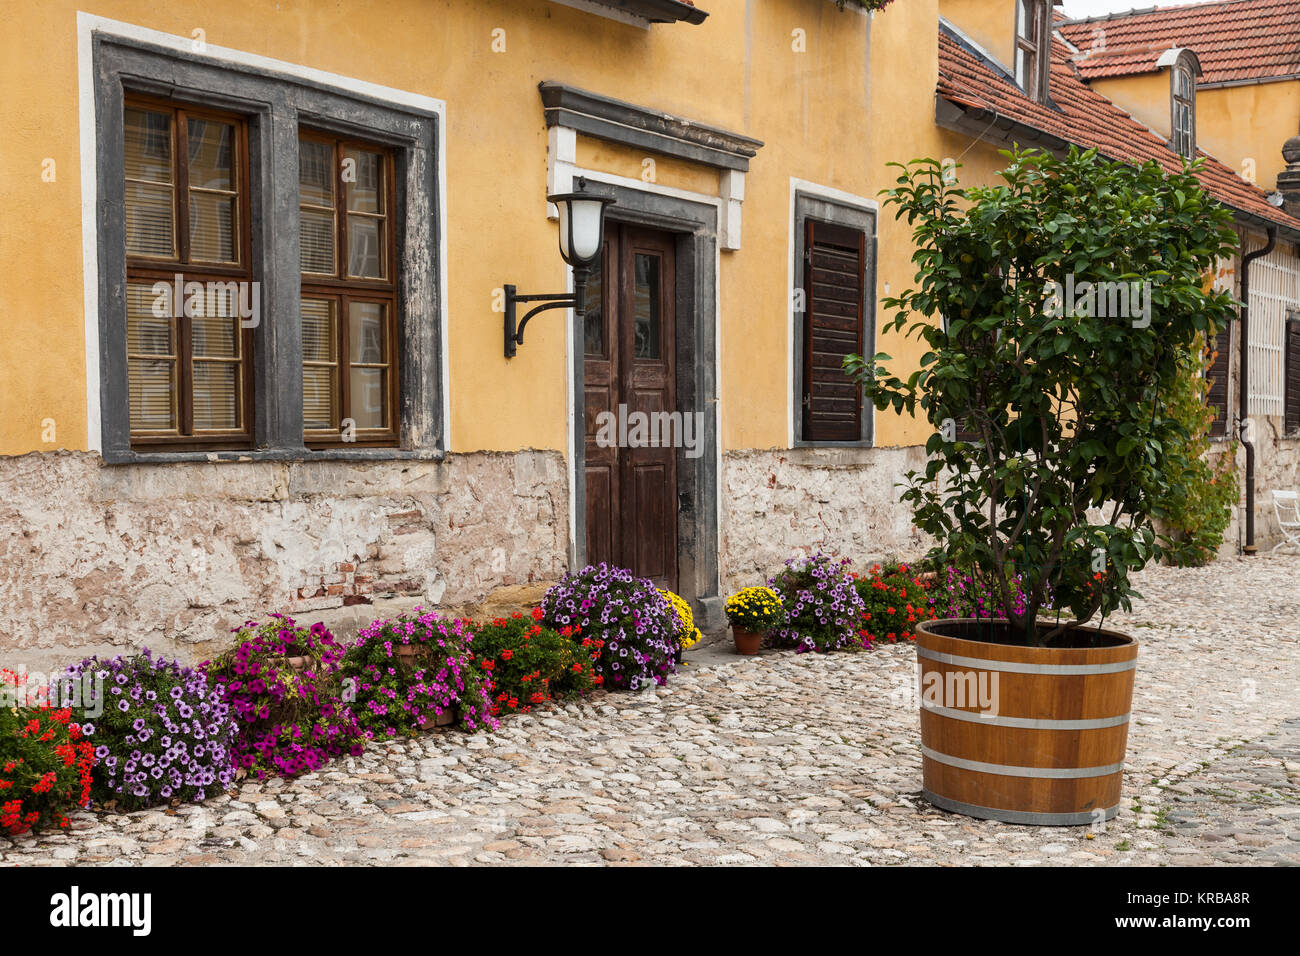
[125,182,176,258]
[189,193,237,262]
[187,118,234,191]
[345,148,384,214]
[583,259,604,357]
[300,208,336,274]
[303,366,337,430]
[124,108,172,183]
[128,358,177,431]
[302,298,337,363]
[299,140,335,207]
[347,216,384,278]
[349,367,387,429]
[348,301,387,365]
[126,283,174,356]
[633,253,660,359]
[302,298,338,432]
[193,361,239,430]
[192,314,239,358]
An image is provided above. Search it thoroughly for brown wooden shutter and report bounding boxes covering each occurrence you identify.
[1285,316,1300,435]
[1207,325,1231,438]
[802,219,865,442]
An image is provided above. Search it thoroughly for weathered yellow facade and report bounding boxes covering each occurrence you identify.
[0,0,949,459]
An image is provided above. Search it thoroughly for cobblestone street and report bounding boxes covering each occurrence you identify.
[4,555,1298,867]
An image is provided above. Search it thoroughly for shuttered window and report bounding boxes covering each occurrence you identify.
[299,133,398,446]
[1286,315,1300,436]
[124,97,252,448]
[801,219,866,443]
[1207,325,1231,438]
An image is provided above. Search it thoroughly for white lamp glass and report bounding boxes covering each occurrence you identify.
[565,198,605,264]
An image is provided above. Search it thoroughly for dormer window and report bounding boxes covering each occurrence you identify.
[1155,48,1200,159]
[1172,59,1196,158]
[1015,0,1052,103]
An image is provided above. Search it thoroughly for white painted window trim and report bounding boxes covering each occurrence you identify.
[787,178,879,448]
[546,125,745,250]
[76,12,449,454]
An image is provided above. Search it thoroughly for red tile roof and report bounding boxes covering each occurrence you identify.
[1057,0,1300,85]
[936,24,1300,232]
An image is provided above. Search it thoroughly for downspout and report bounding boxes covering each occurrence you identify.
[1239,226,1278,555]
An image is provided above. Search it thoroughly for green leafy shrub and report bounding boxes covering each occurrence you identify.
[1154,333,1239,566]
[847,147,1240,642]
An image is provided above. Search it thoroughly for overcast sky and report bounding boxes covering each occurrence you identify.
[1060,0,1211,19]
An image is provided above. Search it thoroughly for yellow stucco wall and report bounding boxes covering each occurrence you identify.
[1089,73,1299,192]
[938,0,1015,73]
[0,0,954,458]
[1091,72,1175,144]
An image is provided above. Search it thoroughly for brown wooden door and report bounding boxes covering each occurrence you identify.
[584,224,678,588]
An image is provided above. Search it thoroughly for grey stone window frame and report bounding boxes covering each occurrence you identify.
[92,33,443,464]
[793,192,877,447]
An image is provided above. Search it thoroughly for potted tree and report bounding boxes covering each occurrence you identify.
[847,147,1238,825]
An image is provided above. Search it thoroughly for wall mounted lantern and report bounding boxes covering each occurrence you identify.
[504,178,615,358]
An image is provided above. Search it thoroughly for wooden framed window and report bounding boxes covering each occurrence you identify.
[1172,61,1196,159]
[1285,314,1300,436]
[801,218,867,443]
[1015,0,1052,104]
[298,133,399,446]
[124,96,253,449]
[1206,325,1231,438]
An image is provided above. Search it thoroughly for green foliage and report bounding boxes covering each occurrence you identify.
[1154,335,1239,566]
[845,147,1240,642]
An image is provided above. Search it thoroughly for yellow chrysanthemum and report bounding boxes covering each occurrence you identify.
[659,589,702,650]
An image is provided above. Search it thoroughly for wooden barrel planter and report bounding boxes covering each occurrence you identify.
[915,618,1137,826]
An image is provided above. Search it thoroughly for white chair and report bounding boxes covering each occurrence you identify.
[1272,491,1300,553]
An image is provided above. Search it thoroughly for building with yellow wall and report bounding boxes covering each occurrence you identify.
[3,0,1297,669]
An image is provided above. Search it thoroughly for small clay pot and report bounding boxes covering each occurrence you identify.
[418,706,458,731]
[731,627,762,656]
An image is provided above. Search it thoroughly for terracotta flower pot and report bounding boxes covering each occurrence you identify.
[731,626,762,656]
[393,644,423,666]
[418,705,458,731]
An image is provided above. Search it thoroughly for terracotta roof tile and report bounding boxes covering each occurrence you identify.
[1057,0,1300,84]
[936,25,1300,231]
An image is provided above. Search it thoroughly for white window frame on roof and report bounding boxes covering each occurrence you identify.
[1014,0,1052,103]
[1158,48,1200,159]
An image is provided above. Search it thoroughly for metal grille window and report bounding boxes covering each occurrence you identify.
[1247,240,1300,419]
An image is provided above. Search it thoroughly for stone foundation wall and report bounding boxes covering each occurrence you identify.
[1,449,567,671]
[720,446,929,593]
[1223,419,1300,554]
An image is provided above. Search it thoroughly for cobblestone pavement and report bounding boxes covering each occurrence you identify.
[4,555,1298,866]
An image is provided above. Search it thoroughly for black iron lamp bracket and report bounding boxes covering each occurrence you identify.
[503,268,590,358]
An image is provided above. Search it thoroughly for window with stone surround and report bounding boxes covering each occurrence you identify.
[92,32,443,464]
[793,192,876,446]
